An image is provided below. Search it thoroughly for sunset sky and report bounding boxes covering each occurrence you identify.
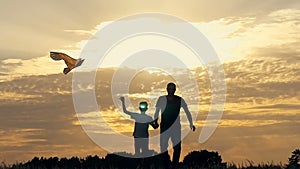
[1,0,300,165]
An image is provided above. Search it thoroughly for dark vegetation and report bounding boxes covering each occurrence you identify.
[0,149,299,169]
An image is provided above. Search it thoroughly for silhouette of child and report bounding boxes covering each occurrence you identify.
[120,96,158,157]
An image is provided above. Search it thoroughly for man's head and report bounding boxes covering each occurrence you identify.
[139,101,148,113]
[167,82,176,96]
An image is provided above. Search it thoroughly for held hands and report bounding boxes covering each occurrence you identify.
[152,121,159,129]
[151,119,159,129]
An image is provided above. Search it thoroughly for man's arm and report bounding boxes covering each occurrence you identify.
[154,107,160,121]
[153,97,161,125]
[182,99,196,131]
[119,96,134,116]
[152,108,160,129]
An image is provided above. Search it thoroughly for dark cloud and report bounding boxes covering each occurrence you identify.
[0,58,299,163]
[248,44,300,63]
[250,104,300,110]
[223,58,300,105]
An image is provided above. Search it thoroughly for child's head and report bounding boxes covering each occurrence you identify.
[139,101,148,112]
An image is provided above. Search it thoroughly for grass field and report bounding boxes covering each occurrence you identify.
[1,149,298,169]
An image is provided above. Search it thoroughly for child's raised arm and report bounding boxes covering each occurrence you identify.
[119,96,134,115]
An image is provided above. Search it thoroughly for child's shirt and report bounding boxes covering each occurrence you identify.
[130,113,154,138]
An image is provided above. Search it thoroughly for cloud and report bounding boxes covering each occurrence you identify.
[0,56,65,81]
[0,0,299,63]
[0,57,299,163]
[240,9,300,60]
[1,8,300,80]
[0,128,46,147]
[250,104,300,110]
[194,8,300,62]
[268,9,300,22]
[64,30,94,37]
[195,122,300,163]
[0,81,105,162]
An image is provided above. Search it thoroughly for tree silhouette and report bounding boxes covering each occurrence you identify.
[286,149,300,169]
[82,155,103,169]
[183,150,226,168]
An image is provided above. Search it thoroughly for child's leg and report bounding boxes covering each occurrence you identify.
[134,137,141,156]
[140,138,150,156]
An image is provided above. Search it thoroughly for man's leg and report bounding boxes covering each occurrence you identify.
[172,141,181,165]
[160,130,171,168]
[170,127,182,166]
[160,133,169,154]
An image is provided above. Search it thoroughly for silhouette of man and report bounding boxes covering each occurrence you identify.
[120,96,158,157]
[154,82,195,167]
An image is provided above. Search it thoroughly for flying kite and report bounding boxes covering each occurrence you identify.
[50,52,84,74]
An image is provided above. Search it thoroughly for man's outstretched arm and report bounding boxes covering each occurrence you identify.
[182,99,196,131]
[154,107,160,123]
[154,96,162,122]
